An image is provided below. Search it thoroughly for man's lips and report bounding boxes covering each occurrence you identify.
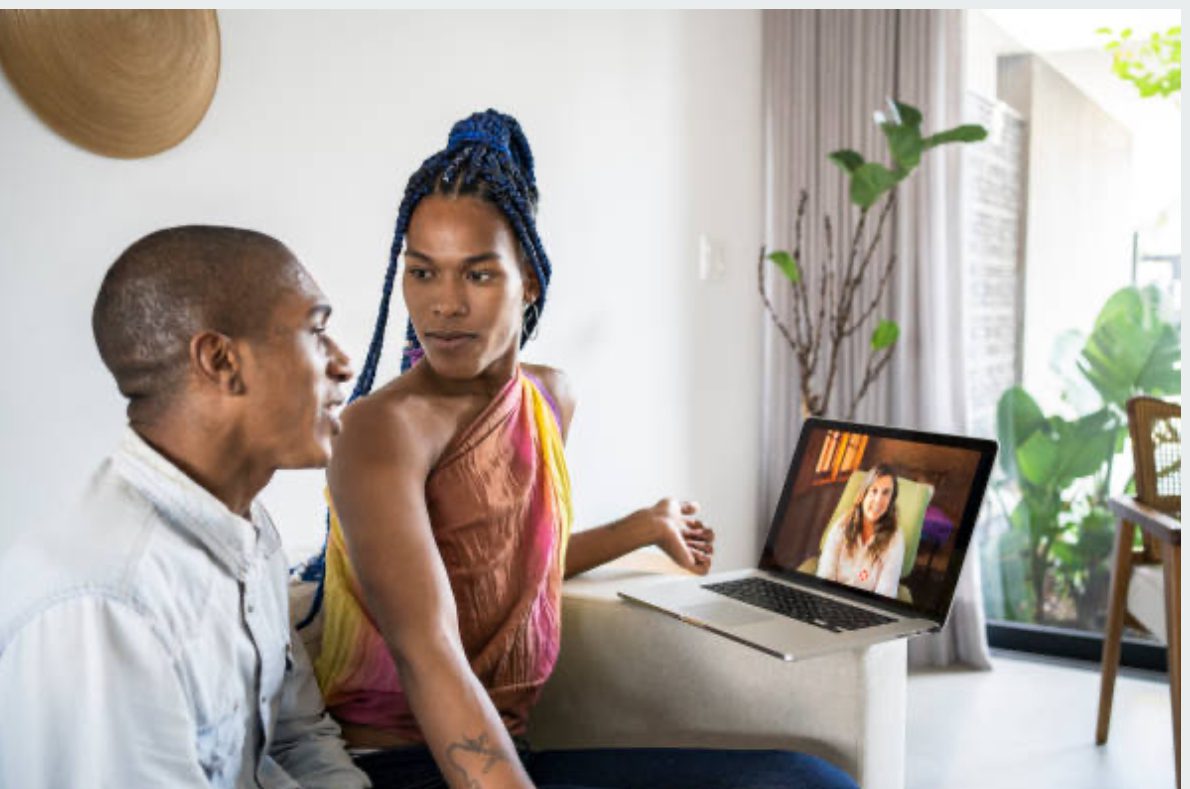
[324,396,345,434]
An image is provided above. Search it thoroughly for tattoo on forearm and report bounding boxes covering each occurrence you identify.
[445,732,508,788]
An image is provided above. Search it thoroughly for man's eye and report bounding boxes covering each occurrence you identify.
[468,270,496,282]
[407,267,431,280]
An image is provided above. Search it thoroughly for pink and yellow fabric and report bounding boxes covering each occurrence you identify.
[314,369,573,740]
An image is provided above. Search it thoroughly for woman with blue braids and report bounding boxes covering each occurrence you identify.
[311,109,857,789]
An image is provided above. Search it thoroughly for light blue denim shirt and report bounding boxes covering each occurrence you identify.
[0,429,369,788]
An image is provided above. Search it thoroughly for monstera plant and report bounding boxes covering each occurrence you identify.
[995,285,1180,625]
[759,100,986,418]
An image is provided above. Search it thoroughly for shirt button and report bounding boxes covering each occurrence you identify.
[246,604,255,613]
[261,695,267,705]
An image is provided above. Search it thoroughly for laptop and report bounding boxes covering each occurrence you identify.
[618,417,997,661]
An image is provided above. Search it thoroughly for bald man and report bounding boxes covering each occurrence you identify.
[0,227,370,788]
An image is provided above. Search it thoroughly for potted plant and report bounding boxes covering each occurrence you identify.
[759,99,986,418]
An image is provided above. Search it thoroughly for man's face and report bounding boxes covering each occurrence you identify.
[239,265,353,469]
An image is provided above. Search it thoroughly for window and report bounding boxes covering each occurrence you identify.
[814,431,869,485]
[965,9,1180,667]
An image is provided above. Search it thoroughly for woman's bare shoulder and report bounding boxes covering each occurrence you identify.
[333,375,456,470]
[522,363,576,428]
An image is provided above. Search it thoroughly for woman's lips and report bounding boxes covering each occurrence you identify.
[424,331,478,351]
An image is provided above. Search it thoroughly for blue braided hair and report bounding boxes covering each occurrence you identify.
[358,108,549,390]
[296,109,551,627]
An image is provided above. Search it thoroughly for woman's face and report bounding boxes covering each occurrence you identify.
[862,474,896,524]
[402,195,536,380]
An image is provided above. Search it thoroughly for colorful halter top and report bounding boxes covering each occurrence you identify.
[314,369,573,739]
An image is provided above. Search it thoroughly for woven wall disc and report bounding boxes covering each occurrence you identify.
[0,10,220,159]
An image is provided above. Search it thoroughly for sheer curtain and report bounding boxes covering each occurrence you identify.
[761,9,991,669]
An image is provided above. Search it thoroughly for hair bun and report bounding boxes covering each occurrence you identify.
[447,109,536,189]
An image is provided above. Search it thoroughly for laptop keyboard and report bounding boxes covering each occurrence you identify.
[702,577,894,633]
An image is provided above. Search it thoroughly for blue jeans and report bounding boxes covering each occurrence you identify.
[355,745,858,789]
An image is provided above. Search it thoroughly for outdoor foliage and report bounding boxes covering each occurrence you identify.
[1098,25,1181,99]
[994,285,1181,626]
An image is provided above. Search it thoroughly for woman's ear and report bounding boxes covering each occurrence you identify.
[525,269,541,303]
[518,257,540,305]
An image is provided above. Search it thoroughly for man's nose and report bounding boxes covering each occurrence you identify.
[326,336,354,382]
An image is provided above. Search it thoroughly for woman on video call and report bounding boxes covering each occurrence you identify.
[817,463,905,598]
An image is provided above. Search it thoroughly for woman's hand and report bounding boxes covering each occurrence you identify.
[637,497,715,575]
[563,497,716,578]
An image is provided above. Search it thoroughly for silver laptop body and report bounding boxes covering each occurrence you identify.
[618,418,997,661]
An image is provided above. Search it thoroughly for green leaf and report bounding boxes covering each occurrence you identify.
[1135,324,1181,394]
[1078,285,1181,408]
[881,122,923,171]
[1052,541,1077,565]
[849,162,900,209]
[996,387,1047,476]
[870,319,900,350]
[1017,431,1059,487]
[923,124,988,148]
[892,100,923,127]
[1091,286,1142,331]
[1052,409,1117,482]
[1008,499,1033,534]
[828,149,865,174]
[766,250,801,284]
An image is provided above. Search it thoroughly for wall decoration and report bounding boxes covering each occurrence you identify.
[0,10,219,158]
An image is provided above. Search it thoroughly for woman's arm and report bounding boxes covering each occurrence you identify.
[817,519,844,581]
[328,399,532,789]
[873,530,905,599]
[564,498,714,578]
[523,365,716,579]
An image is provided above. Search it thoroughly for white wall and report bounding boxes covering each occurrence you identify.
[0,11,765,570]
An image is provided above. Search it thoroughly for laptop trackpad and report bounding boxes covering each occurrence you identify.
[683,601,770,627]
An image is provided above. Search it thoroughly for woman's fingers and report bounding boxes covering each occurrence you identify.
[688,546,713,574]
[682,522,715,541]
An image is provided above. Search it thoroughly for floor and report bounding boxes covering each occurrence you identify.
[906,650,1176,789]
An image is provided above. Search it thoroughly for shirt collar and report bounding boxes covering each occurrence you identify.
[111,427,281,580]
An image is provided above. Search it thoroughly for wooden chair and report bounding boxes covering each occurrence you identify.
[1096,396,1181,786]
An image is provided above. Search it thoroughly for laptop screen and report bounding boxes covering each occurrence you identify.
[759,418,997,622]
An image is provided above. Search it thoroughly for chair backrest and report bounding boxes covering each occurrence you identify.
[1127,396,1181,516]
[821,471,934,579]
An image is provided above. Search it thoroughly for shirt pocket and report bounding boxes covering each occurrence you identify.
[196,698,246,786]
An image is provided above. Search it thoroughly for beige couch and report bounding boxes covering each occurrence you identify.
[291,550,906,789]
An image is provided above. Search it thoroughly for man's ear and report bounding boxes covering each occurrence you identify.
[190,331,246,395]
